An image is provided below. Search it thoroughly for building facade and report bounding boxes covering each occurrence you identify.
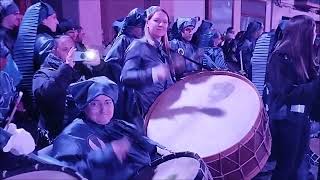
[15,0,320,53]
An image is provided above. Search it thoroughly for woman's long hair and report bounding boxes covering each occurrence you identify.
[144,6,171,56]
[274,15,316,82]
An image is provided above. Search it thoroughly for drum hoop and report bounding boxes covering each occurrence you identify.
[145,71,267,153]
[1,163,83,180]
[140,151,208,180]
[150,151,201,166]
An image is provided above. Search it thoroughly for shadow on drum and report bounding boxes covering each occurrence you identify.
[148,72,234,120]
[150,106,225,120]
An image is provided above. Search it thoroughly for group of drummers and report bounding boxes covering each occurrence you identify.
[1,1,320,180]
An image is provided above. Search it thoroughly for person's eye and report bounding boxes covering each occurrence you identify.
[105,101,112,105]
[90,102,97,107]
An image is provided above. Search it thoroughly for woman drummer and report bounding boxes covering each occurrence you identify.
[121,6,175,120]
[265,15,319,180]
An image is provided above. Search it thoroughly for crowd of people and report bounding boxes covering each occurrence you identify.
[0,1,319,180]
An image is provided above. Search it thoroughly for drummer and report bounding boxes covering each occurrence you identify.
[169,17,200,77]
[121,6,175,119]
[50,76,157,180]
[1,43,36,170]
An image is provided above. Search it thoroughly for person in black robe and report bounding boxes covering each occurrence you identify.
[50,76,157,180]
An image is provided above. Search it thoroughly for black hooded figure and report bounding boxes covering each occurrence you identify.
[234,20,264,80]
[0,0,22,86]
[50,76,156,180]
[100,8,146,129]
[13,2,57,121]
[104,8,146,83]
[0,0,20,52]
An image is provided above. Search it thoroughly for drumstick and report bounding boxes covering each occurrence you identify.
[239,50,246,75]
[5,91,23,127]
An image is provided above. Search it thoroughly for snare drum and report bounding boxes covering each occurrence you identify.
[132,152,212,180]
[145,71,271,180]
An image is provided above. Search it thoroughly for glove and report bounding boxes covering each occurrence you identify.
[3,123,35,155]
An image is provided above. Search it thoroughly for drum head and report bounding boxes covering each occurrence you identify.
[145,71,262,157]
[132,152,211,180]
[2,164,83,180]
[3,170,79,180]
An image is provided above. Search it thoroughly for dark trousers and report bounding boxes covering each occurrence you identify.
[270,113,310,180]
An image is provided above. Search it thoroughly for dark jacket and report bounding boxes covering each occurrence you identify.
[121,39,175,117]
[237,39,255,79]
[170,39,199,74]
[0,26,17,53]
[266,51,320,120]
[202,47,228,70]
[34,24,56,71]
[32,54,81,138]
[0,71,16,123]
[104,34,135,84]
[51,118,155,180]
[33,53,114,139]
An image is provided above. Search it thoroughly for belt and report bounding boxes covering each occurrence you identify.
[290,105,305,113]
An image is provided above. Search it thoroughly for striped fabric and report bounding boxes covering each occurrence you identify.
[251,33,272,96]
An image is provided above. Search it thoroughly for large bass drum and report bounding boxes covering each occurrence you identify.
[145,71,271,180]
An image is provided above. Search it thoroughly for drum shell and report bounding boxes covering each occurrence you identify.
[144,71,272,180]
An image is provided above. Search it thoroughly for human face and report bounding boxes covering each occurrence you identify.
[76,28,85,42]
[226,30,235,40]
[66,29,78,41]
[84,95,114,125]
[254,25,264,39]
[42,13,59,32]
[131,26,144,39]
[55,37,75,61]
[147,11,169,40]
[181,26,194,42]
[213,34,222,47]
[2,12,21,29]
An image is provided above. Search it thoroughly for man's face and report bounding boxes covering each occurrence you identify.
[84,95,114,125]
[55,37,75,61]
[181,26,194,41]
[42,13,59,32]
[254,25,264,39]
[65,29,78,41]
[2,12,21,29]
[76,28,85,42]
[131,26,144,39]
[226,30,235,40]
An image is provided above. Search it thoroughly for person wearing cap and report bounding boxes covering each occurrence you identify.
[0,0,22,86]
[32,35,102,143]
[32,2,59,71]
[0,0,21,52]
[0,42,35,171]
[104,8,146,83]
[121,6,175,122]
[235,20,264,80]
[12,2,59,133]
[57,18,78,41]
[0,41,15,125]
[75,25,86,52]
[100,8,146,127]
[199,28,228,70]
[50,76,156,180]
[170,17,200,77]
